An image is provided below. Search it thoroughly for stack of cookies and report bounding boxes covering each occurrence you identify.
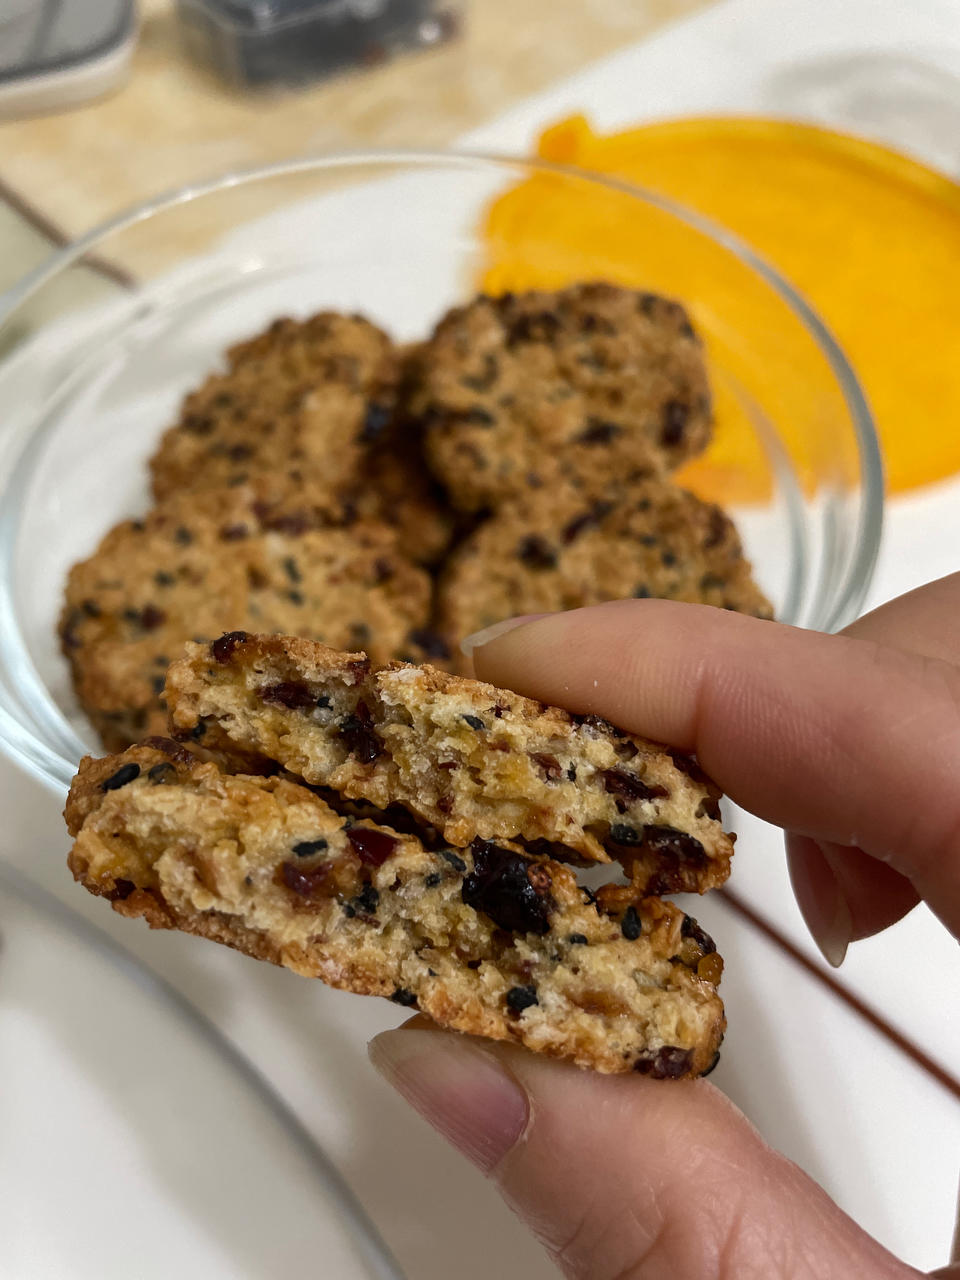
[60,282,771,751]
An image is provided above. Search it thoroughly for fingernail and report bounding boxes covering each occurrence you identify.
[460,614,548,659]
[788,837,853,968]
[369,1030,528,1174]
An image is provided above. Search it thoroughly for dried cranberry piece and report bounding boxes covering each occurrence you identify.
[634,1047,693,1079]
[260,681,317,710]
[681,915,716,956]
[101,763,141,791]
[139,605,166,632]
[461,841,553,936]
[561,500,614,544]
[281,861,333,899]
[212,630,249,663]
[517,535,558,570]
[220,524,249,541]
[339,700,382,763]
[346,827,398,867]
[531,752,563,781]
[372,557,395,585]
[661,400,690,447]
[577,419,621,445]
[601,769,668,805]
[642,825,707,866]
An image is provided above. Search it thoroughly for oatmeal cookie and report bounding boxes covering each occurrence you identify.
[166,635,734,892]
[65,740,725,1076]
[407,283,713,512]
[437,478,773,650]
[149,312,398,500]
[60,484,431,751]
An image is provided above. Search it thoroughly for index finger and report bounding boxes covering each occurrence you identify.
[472,598,960,938]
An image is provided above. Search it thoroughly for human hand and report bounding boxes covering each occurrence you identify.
[370,574,960,1278]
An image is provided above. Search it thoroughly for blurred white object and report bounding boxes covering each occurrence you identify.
[0,0,136,118]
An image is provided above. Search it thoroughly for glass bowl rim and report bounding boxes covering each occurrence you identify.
[0,147,884,796]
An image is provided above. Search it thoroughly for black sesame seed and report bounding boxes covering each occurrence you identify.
[608,823,641,846]
[288,590,305,605]
[661,550,678,568]
[567,764,577,781]
[173,527,193,545]
[81,599,102,618]
[390,987,418,1007]
[151,675,166,695]
[462,714,485,730]
[147,761,176,784]
[621,906,642,940]
[154,571,175,588]
[567,933,588,946]
[101,762,141,791]
[293,839,329,858]
[633,585,651,599]
[425,872,443,888]
[505,985,538,1012]
[316,694,331,709]
[354,883,380,914]
[282,556,302,584]
[439,849,467,873]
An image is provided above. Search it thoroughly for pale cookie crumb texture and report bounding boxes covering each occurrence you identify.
[407,283,713,513]
[60,482,432,752]
[438,477,773,653]
[166,635,734,894]
[65,742,725,1077]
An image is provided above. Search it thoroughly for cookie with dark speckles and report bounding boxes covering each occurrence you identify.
[406,282,713,512]
[166,634,734,893]
[65,740,725,1076]
[149,312,399,501]
[437,477,773,656]
[60,483,432,750]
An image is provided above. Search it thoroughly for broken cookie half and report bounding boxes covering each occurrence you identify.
[165,633,734,894]
[66,739,724,1077]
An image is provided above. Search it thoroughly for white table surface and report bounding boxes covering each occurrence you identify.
[3,1,960,1275]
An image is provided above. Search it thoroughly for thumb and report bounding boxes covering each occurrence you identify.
[369,1028,917,1280]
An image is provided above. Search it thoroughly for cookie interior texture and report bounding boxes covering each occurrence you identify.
[165,634,734,893]
[65,740,725,1076]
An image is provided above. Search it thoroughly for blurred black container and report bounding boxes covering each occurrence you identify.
[177,0,464,89]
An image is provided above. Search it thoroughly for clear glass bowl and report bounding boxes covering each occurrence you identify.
[0,152,883,795]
